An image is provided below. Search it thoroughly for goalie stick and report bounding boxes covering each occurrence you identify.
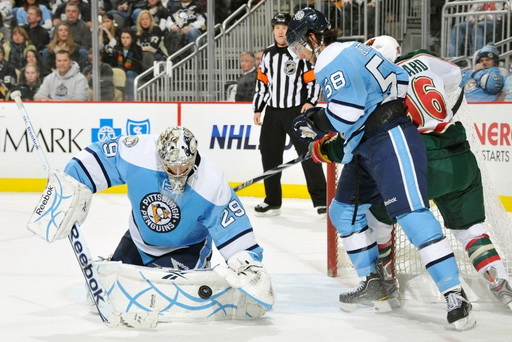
[10,91,157,329]
[233,151,312,192]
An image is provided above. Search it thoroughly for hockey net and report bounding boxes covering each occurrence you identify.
[326,92,512,304]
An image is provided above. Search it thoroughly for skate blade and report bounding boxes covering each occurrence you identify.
[340,299,394,313]
[452,313,477,331]
[388,296,401,309]
[254,209,281,217]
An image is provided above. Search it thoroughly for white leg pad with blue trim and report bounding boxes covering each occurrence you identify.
[95,260,271,322]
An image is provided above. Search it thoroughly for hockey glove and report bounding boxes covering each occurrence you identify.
[292,107,326,143]
[28,170,92,242]
[215,251,275,310]
[309,134,334,163]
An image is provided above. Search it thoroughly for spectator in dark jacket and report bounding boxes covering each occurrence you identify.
[23,5,49,53]
[235,51,257,102]
[111,28,143,101]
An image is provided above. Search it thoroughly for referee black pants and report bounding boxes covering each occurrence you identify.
[259,105,326,208]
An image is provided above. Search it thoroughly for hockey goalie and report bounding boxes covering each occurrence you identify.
[27,126,275,326]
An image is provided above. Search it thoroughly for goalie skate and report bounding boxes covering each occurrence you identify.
[444,288,476,331]
[339,265,395,313]
[484,267,512,310]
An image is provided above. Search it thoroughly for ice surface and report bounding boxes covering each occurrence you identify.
[1,193,510,341]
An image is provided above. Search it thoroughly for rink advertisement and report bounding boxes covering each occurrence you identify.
[0,101,511,209]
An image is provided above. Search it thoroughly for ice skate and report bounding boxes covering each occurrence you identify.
[444,288,476,331]
[254,202,281,217]
[483,266,512,310]
[339,264,394,313]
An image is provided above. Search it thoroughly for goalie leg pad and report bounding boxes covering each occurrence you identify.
[95,261,270,322]
[28,170,92,242]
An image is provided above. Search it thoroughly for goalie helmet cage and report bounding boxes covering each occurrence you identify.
[326,97,512,304]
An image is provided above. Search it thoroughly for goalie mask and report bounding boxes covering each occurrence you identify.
[364,35,402,63]
[286,8,330,59]
[157,126,198,194]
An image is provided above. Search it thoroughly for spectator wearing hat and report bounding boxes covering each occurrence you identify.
[460,43,508,102]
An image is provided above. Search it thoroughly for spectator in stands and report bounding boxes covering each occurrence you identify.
[99,13,120,65]
[23,5,49,53]
[0,8,10,44]
[23,47,42,72]
[107,0,130,23]
[9,62,40,100]
[16,0,52,30]
[136,9,166,69]
[63,1,91,64]
[111,28,143,101]
[3,26,35,71]
[166,0,205,45]
[42,23,82,76]
[234,51,256,102]
[460,43,507,102]
[53,0,91,27]
[133,0,169,30]
[449,1,504,57]
[0,45,17,100]
[82,48,115,101]
[34,50,88,101]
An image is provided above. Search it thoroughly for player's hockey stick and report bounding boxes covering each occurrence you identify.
[10,91,156,328]
[233,151,312,192]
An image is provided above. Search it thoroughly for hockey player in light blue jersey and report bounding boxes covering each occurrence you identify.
[65,126,264,269]
[286,8,475,330]
[43,126,275,321]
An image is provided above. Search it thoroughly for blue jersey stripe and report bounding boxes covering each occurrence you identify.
[388,126,425,211]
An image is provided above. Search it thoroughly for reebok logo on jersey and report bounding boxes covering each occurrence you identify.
[140,193,181,232]
[384,197,397,206]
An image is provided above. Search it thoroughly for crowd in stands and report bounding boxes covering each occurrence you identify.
[0,1,510,102]
[0,0,250,101]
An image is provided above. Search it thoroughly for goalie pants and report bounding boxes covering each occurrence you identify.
[259,105,327,207]
[112,230,212,269]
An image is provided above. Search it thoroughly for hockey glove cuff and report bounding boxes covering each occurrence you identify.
[309,134,333,163]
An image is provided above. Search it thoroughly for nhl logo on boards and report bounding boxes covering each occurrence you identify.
[140,193,181,233]
[284,60,296,75]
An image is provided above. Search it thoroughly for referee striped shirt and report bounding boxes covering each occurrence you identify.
[253,45,320,112]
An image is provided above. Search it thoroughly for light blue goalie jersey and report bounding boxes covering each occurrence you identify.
[64,134,263,262]
[314,42,409,163]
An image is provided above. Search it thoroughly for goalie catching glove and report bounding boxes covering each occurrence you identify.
[215,251,275,311]
[309,133,345,164]
[28,170,92,242]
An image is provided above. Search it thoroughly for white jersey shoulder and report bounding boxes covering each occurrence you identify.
[190,154,232,206]
[118,134,163,172]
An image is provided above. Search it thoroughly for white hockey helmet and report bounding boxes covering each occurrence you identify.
[157,126,198,194]
[364,35,401,63]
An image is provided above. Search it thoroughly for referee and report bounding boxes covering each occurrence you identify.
[252,12,326,216]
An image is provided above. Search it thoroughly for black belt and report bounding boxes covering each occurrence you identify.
[363,100,405,134]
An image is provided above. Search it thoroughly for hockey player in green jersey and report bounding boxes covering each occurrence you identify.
[363,36,512,312]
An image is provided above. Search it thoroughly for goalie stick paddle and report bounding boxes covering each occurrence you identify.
[10,91,156,329]
[233,151,312,192]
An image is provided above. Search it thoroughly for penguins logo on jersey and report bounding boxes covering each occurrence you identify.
[140,193,181,233]
[284,60,297,75]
